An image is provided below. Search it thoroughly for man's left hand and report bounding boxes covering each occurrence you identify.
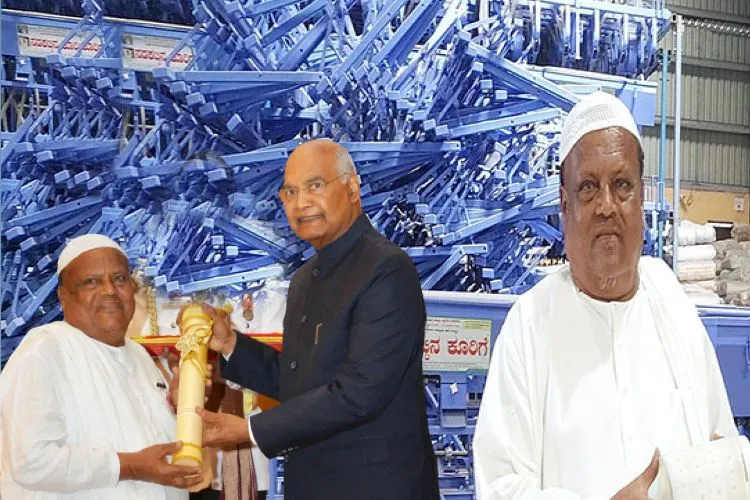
[197,408,251,448]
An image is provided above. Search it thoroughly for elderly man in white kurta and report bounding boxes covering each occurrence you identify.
[0,234,203,499]
[473,92,739,499]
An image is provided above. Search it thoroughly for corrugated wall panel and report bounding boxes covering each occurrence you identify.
[650,67,750,128]
[661,67,750,126]
[642,128,750,186]
[647,1,750,188]
[689,27,750,65]
[656,27,750,128]
[661,25,750,67]
[667,0,750,17]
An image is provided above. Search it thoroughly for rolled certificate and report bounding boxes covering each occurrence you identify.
[656,436,750,500]
[173,305,213,467]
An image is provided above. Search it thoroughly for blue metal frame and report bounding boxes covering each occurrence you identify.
[2,0,672,361]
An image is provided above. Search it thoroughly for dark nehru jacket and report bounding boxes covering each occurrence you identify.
[220,214,439,500]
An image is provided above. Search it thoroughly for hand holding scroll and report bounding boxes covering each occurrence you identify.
[197,408,252,448]
[118,441,203,489]
[178,304,236,356]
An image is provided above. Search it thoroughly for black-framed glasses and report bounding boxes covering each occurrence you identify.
[278,173,350,203]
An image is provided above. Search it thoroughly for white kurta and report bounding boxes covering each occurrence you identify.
[473,257,737,500]
[0,321,188,500]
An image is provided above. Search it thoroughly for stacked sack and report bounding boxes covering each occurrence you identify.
[672,220,722,305]
[714,223,750,306]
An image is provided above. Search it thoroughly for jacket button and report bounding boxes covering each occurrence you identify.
[301,315,307,324]
[290,360,297,370]
[312,268,320,277]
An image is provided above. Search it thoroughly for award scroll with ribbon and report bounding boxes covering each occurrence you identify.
[173,305,213,467]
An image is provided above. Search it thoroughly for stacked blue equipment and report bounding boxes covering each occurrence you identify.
[1,0,671,362]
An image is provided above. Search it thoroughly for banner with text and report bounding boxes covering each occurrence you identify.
[121,34,193,71]
[423,316,492,371]
[17,24,102,58]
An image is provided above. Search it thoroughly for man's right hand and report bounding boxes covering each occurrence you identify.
[176,303,236,356]
[118,442,203,489]
[611,449,660,500]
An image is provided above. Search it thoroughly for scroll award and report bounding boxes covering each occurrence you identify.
[173,305,213,467]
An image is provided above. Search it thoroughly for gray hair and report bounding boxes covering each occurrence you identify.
[335,147,357,180]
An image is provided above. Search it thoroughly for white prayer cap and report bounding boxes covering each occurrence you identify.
[559,91,641,164]
[57,234,128,275]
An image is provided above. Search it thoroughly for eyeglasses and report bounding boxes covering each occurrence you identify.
[278,173,350,203]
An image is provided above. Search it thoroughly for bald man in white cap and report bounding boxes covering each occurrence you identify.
[0,234,203,499]
[473,92,737,499]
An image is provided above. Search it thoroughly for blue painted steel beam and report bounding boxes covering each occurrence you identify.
[2,0,673,390]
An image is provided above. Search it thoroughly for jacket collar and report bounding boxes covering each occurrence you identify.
[314,213,370,274]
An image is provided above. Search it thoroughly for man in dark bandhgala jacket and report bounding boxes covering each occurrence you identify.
[191,138,439,500]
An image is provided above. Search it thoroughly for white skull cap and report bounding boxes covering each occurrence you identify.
[57,234,128,275]
[559,91,642,164]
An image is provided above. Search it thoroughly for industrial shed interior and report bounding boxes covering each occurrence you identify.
[0,0,749,499]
